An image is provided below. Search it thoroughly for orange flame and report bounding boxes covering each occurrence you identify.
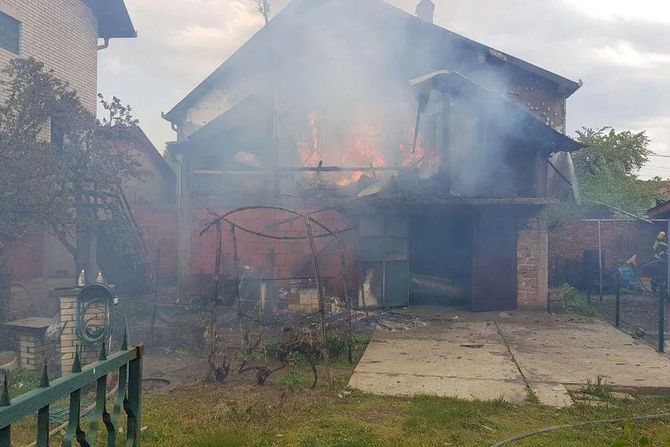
[298,113,440,186]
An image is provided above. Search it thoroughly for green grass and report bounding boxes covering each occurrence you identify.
[581,376,615,400]
[7,368,41,397]
[8,378,670,446]
[134,383,670,447]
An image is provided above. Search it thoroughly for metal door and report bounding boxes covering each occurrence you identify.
[471,216,518,311]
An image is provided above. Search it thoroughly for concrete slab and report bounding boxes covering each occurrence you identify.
[349,372,528,402]
[349,308,670,407]
[350,313,528,403]
[530,383,573,408]
[357,338,519,380]
[500,319,670,388]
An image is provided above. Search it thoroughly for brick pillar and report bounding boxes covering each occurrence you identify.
[58,288,100,375]
[517,211,549,311]
[18,334,47,370]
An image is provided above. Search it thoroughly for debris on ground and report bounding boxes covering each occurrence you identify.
[362,311,456,332]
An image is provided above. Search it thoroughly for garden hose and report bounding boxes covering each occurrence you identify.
[490,412,670,446]
[75,286,115,346]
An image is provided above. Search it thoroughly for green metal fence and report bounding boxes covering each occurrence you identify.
[0,340,143,447]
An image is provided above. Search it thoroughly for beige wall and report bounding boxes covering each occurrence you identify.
[0,0,98,112]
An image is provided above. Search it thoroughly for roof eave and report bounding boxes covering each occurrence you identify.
[85,0,137,39]
[485,50,582,98]
[410,70,584,153]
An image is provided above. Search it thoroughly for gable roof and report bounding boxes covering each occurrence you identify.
[85,0,137,39]
[648,200,670,219]
[100,126,176,182]
[131,127,176,183]
[163,0,581,124]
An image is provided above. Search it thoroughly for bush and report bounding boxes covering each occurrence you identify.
[276,371,309,389]
[559,284,598,317]
[327,332,371,362]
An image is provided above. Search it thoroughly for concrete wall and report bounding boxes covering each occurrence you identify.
[0,0,98,112]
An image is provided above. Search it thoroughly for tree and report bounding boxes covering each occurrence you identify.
[0,57,145,283]
[573,127,661,215]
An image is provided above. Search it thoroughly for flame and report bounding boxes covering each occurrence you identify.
[399,128,442,179]
[336,124,385,186]
[298,112,440,187]
[299,112,322,166]
[299,114,386,186]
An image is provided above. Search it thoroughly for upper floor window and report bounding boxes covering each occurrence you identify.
[0,11,20,54]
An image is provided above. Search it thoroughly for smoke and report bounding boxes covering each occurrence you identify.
[194,0,553,197]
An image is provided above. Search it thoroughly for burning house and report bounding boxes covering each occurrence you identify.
[162,0,583,312]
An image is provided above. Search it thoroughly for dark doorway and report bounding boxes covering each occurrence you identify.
[409,213,473,306]
[471,216,518,311]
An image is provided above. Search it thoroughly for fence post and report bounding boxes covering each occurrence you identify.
[126,345,144,446]
[659,288,666,353]
[614,272,621,327]
[0,372,10,447]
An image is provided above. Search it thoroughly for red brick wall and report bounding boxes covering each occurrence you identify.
[517,216,548,310]
[549,220,660,284]
[189,208,358,293]
[134,208,178,278]
[3,229,45,280]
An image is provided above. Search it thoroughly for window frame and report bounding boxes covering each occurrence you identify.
[0,10,20,54]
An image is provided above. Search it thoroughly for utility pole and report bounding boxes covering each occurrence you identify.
[259,0,271,25]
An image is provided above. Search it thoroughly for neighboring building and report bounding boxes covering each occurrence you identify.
[1,0,137,318]
[99,127,178,288]
[164,0,583,312]
[0,0,136,111]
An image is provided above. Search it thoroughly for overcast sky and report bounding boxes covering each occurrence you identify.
[98,0,670,178]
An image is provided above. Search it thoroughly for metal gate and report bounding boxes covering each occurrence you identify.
[0,341,143,447]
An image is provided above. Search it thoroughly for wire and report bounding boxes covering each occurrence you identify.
[490,412,670,447]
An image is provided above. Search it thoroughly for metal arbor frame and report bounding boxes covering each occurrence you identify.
[0,340,144,447]
[200,205,356,383]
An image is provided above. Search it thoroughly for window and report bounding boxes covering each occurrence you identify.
[51,117,65,152]
[0,11,20,54]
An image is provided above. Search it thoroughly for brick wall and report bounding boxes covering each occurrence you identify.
[549,220,660,286]
[134,208,179,278]
[0,0,98,111]
[517,214,549,310]
[188,208,358,295]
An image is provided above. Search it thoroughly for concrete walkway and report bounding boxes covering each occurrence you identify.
[349,309,670,407]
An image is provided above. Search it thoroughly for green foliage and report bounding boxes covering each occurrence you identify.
[559,284,598,317]
[276,371,310,389]
[7,369,41,397]
[581,375,614,400]
[609,420,670,447]
[574,127,651,177]
[327,332,371,363]
[0,57,145,278]
[573,127,661,215]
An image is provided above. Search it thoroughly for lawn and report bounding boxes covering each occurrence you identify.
[6,330,670,446]
[137,371,670,447]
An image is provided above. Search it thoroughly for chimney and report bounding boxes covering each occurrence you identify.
[416,0,435,24]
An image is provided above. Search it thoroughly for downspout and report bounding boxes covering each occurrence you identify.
[97,37,110,51]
